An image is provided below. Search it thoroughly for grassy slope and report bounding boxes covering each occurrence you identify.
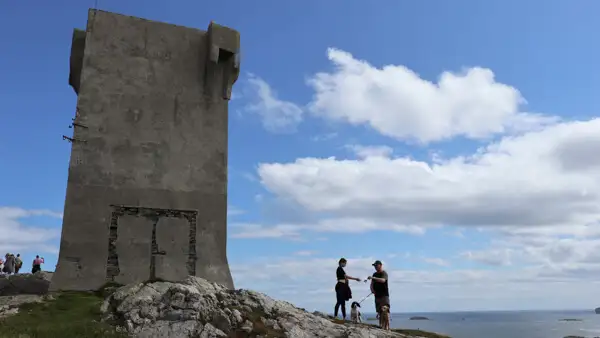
[0,292,125,338]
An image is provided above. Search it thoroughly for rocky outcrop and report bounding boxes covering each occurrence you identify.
[0,272,53,296]
[0,273,54,319]
[595,307,600,314]
[101,276,432,338]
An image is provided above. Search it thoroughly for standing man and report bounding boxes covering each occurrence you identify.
[14,254,22,274]
[367,260,389,322]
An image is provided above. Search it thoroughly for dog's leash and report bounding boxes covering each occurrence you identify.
[357,292,372,304]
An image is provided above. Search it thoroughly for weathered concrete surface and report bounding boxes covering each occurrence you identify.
[114,215,152,285]
[51,9,239,292]
[68,28,86,95]
[0,272,53,296]
[155,217,190,282]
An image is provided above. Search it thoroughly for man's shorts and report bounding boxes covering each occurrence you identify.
[375,296,390,313]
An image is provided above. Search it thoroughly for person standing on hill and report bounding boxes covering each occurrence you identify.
[334,258,362,320]
[367,260,390,324]
[32,255,44,273]
[14,254,22,274]
[4,254,15,275]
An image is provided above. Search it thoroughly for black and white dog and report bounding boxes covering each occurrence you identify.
[350,301,362,323]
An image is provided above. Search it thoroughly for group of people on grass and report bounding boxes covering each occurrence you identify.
[334,258,389,324]
[0,253,44,275]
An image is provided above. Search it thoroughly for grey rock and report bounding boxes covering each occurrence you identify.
[197,323,227,338]
[231,308,243,325]
[240,319,254,332]
[101,276,426,338]
[0,272,53,296]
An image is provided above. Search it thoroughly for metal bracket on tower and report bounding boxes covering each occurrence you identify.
[71,108,81,122]
[62,135,87,144]
[69,122,88,129]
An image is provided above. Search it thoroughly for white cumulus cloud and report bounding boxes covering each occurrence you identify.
[234,48,600,311]
[230,218,426,240]
[0,206,62,253]
[345,144,394,159]
[257,119,600,231]
[231,252,600,312]
[244,74,303,133]
[307,48,558,143]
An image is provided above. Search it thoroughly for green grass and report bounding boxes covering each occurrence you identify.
[0,292,126,338]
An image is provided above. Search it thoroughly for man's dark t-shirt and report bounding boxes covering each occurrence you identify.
[372,270,389,297]
[336,266,346,280]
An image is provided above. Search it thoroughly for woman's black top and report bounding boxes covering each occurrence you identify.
[335,266,352,301]
[336,266,346,280]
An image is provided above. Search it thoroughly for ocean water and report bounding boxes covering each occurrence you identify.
[362,310,600,338]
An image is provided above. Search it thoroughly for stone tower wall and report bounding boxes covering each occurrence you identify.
[50,9,239,291]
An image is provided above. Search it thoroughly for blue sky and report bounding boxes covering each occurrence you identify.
[3,0,600,313]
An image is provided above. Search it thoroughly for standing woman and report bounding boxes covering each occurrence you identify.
[334,258,361,320]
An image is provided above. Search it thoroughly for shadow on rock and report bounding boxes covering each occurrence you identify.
[0,272,53,296]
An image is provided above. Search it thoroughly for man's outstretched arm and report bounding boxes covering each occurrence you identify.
[369,271,388,283]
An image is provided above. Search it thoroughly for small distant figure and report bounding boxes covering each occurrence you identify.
[0,257,4,274]
[32,255,44,274]
[379,304,391,331]
[350,301,362,323]
[14,254,22,274]
[3,253,15,275]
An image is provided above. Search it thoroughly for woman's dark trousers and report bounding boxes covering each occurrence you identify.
[334,283,347,319]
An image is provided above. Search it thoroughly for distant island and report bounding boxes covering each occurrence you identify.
[559,318,582,322]
[410,316,430,320]
[595,307,600,314]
